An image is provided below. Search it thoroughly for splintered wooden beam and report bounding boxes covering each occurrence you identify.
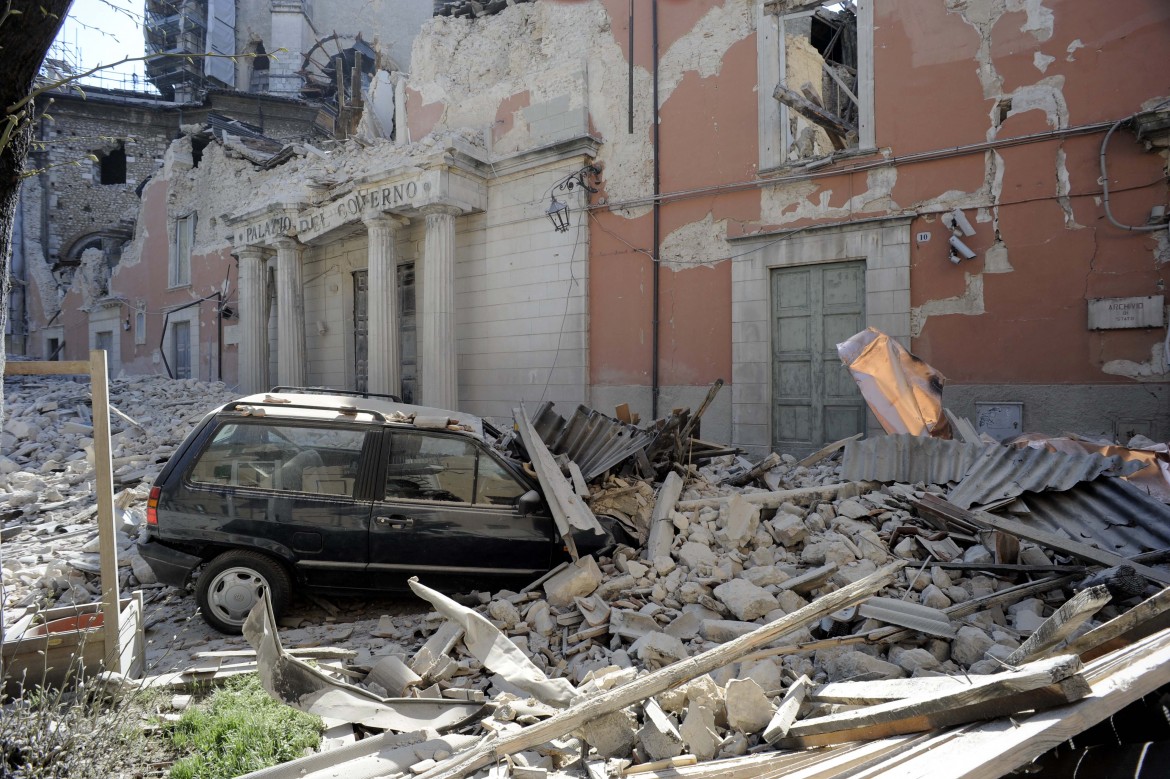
[915,494,1170,586]
[1063,585,1170,661]
[1004,586,1111,666]
[772,655,1090,749]
[772,83,857,147]
[417,563,905,779]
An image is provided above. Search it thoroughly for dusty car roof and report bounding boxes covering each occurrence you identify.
[231,392,486,440]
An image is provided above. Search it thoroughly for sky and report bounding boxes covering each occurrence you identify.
[50,0,150,91]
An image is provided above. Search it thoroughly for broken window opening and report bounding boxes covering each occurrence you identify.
[191,135,210,168]
[761,0,872,167]
[170,213,195,288]
[249,41,270,93]
[97,141,127,185]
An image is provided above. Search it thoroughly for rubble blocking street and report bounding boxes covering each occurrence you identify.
[4,371,1170,778]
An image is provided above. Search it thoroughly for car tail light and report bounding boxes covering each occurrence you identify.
[147,486,160,526]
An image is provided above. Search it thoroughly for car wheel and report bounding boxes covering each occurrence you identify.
[195,550,292,634]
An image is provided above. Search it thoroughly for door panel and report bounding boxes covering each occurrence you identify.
[771,261,866,456]
[174,420,373,588]
[367,430,553,587]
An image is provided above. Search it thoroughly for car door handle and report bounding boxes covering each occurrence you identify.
[376,515,414,529]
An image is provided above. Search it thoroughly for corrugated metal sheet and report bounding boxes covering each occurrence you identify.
[841,435,988,485]
[530,402,656,481]
[946,445,1132,509]
[1014,477,1170,560]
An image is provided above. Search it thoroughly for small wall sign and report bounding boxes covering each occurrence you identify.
[1087,296,1164,330]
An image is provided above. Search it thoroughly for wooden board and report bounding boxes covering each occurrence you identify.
[915,493,1170,585]
[416,563,904,779]
[774,655,1089,748]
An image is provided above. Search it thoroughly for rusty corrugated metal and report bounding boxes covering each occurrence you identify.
[530,402,655,481]
[946,445,1133,509]
[1015,477,1170,560]
[841,435,988,485]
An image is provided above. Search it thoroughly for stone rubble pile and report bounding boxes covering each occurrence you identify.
[292,450,1126,778]
[1,374,238,620]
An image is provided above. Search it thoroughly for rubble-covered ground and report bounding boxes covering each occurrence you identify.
[4,373,1169,778]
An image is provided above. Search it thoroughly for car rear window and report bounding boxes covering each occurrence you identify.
[188,421,366,497]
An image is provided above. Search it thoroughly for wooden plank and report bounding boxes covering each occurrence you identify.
[4,360,91,376]
[1005,586,1111,666]
[773,655,1090,749]
[764,674,811,743]
[724,452,781,487]
[772,83,857,146]
[840,627,1170,779]
[90,350,123,673]
[1063,585,1170,661]
[797,433,863,468]
[644,471,684,561]
[915,493,1170,586]
[416,563,905,779]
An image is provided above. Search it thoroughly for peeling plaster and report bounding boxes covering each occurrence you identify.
[409,1,754,211]
[659,212,731,271]
[1005,0,1055,42]
[1055,146,1082,229]
[910,272,985,337]
[761,166,899,225]
[1033,51,1054,72]
[1102,343,1170,381]
[1156,230,1170,266]
[983,239,1013,273]
[1003,76,1069,131]
[1065,38,1084,61]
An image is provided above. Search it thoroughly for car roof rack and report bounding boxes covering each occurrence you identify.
[225,399,390,423]
[269,386,403,403]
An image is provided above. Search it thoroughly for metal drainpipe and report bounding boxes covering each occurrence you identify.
[651,0,661,419]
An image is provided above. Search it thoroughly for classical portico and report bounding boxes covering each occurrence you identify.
[227,160,486,406]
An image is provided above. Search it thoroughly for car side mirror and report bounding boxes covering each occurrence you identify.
[516,489,542,516]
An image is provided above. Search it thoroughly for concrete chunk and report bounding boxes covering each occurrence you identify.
[713,579,779,621]
[725,678,773,734]
[638,699,684,760]
[631,632,690,670]
[677,541,717,570]
[543,555,603,607]
[579,710,637,758]
[680,705,719,761]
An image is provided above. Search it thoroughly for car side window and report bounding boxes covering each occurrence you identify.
[385,432,476,503]
[188,421,365,497]
[475,452,528,506]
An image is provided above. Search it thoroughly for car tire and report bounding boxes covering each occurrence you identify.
[196,550,292,634]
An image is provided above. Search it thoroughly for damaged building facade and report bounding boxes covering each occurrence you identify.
[28,0,1170,453]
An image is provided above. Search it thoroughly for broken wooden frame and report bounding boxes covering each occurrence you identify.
[1,353,143,688]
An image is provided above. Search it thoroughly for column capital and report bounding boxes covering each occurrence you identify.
[234,245,269,262]
[272,236,304,253]
[362,211,411,231]
[419,203,463,218]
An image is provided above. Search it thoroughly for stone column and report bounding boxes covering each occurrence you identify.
[272,237,306,387]
[236,247,270,394]
[362,212,409,397]
[419,204,461,409]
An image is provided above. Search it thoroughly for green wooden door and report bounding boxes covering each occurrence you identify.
[771,262,866,456]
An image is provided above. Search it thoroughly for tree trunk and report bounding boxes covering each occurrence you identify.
[0,0,74,645]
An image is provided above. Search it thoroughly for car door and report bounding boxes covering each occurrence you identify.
[177,419,375,589]
[367,429,556,587]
